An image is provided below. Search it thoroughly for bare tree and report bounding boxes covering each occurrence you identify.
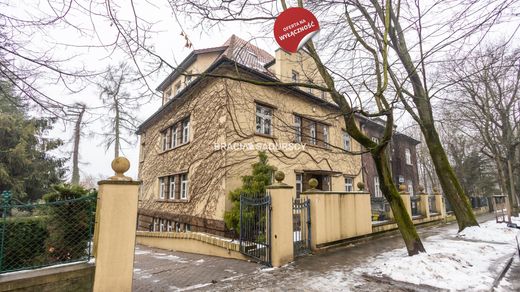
[445,43,520,215]
[98,62,141,158]
[70,103,86,184]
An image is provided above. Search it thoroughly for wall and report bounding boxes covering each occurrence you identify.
[302,191,372,248]
[135,231,247,261]
[0,263,94,292]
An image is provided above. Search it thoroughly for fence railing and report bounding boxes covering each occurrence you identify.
[0,191,96,274]
[371,197,391,221]
[411,196,421,217]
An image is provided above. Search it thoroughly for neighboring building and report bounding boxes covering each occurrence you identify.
[136,35,364,236]
[360,118,421,200]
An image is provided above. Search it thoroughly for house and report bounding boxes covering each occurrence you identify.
[360,117,421,214]
[136,35,365,236]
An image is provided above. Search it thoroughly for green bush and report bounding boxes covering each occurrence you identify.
[42,184,95,263]
[224,152,274,235]
[0,217,48,271]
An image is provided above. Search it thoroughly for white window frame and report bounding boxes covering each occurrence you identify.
[171,125,177,148]
[323,126,329,146]
[408,181,414,197]
[167,220,173,232]
[374,176,382,197]
[294,116,302,143]
[175,83,182,95]
[345,177,353,192]
[182,119,190,144]
[160,219,165,232]
[372,136,379,144]
[309,123,316,145]
[343,131,351,151]
[180,173,189,199]
[161,131,168,151]
[295,173,303,196]
[159,177,165,199]
[169,176,176,200]
[405,148,412,165]
[256,104,273,136]
[153,218,159,232]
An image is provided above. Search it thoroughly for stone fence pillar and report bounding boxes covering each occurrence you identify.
[93,157,141,292]
[399,184,412,216]
[433,188,446,218]
[266,171,294,267]
[418,186,430,218]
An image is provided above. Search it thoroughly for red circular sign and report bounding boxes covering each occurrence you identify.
[274,8,320,53]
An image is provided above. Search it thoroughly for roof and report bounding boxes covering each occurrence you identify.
[156,35,274,91]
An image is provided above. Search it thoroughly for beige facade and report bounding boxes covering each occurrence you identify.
[137,36,363,235]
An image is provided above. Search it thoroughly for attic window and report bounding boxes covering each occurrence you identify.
[292,70,299,82]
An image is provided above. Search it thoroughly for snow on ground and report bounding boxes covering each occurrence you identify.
[355,218,520,291]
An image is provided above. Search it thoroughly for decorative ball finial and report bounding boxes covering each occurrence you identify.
[309,178,319,189]
[418,185,425,193]
[357,181,365,191]
[399,184,407,192]
[109,157,132,181]
[433,187,439,193]
[274,171,285,183]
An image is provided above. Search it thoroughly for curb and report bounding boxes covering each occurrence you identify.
[362,274,446,292]
[492,251,517,288]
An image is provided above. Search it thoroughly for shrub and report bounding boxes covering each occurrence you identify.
[0,217,48,271]
[224,152,274,235]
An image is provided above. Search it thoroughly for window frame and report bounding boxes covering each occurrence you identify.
[180,173,189,200]
[182,118,190,144]
[405,148,412,165]
[291,70,299,82]
[343,131,351,151]
[374,176,382,198]
[168,176,176,200]
[294,115,302,143]
[159,177,165,199]
[255,104,273,136]
[345,177,354,192]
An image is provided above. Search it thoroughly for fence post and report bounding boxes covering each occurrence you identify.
[0,190,11,272]
[399,184,412,216]
[93,157,141,292]
[266,171,294,267]
[433,188,446,218]
[418,186,430,218]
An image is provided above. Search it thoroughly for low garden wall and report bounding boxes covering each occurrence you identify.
[135,231,247,261]
[302,191,372,249]
[0,262,94,292]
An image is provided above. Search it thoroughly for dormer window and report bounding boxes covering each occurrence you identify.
[164,89,172,102]
[292,70,299,82]
[175,83,182,95]
[185,71,192,85]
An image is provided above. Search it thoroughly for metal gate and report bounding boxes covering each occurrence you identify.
[293,197,311,257]
[239,194,271,266]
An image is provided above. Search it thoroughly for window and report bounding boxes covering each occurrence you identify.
[185,224,191,232]
[372,136,379,144]
[161,117,190,151]
[168,176,176,199]
[182,119,190,144]
[345,177,354,192]
[296,173,303,197]
[160,219,165,232]
[167,220,173,232]
[309,123,316,145]
[159,172,188,201]
[405,148,412,165]
[171,125,178,148]
[321,91,326,99]
[164,89,172,102]
[180,173,189,199]
[343,131,351,151]
[153,218,159,231]
[408,181,414,197]
[256,104,273,136]
[294,116,302,143]
[291,70,299,82]
[159,177,165,199]
[323,126,329,146]
[374,176,382,197]
[175,83,182,95]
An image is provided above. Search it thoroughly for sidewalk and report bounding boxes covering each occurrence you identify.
[133,214,515,291]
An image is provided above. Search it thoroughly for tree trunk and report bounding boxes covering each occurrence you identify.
[420,118,478,231]
[114,96,120,158]
[71,104,85,185]
[372,148,426,255]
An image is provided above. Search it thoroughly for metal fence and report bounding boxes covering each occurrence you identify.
[239,193,271,266]
[292,198,311,257]
[411,196,421,217]
[0,191,96,274]
[371,197,391,221]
